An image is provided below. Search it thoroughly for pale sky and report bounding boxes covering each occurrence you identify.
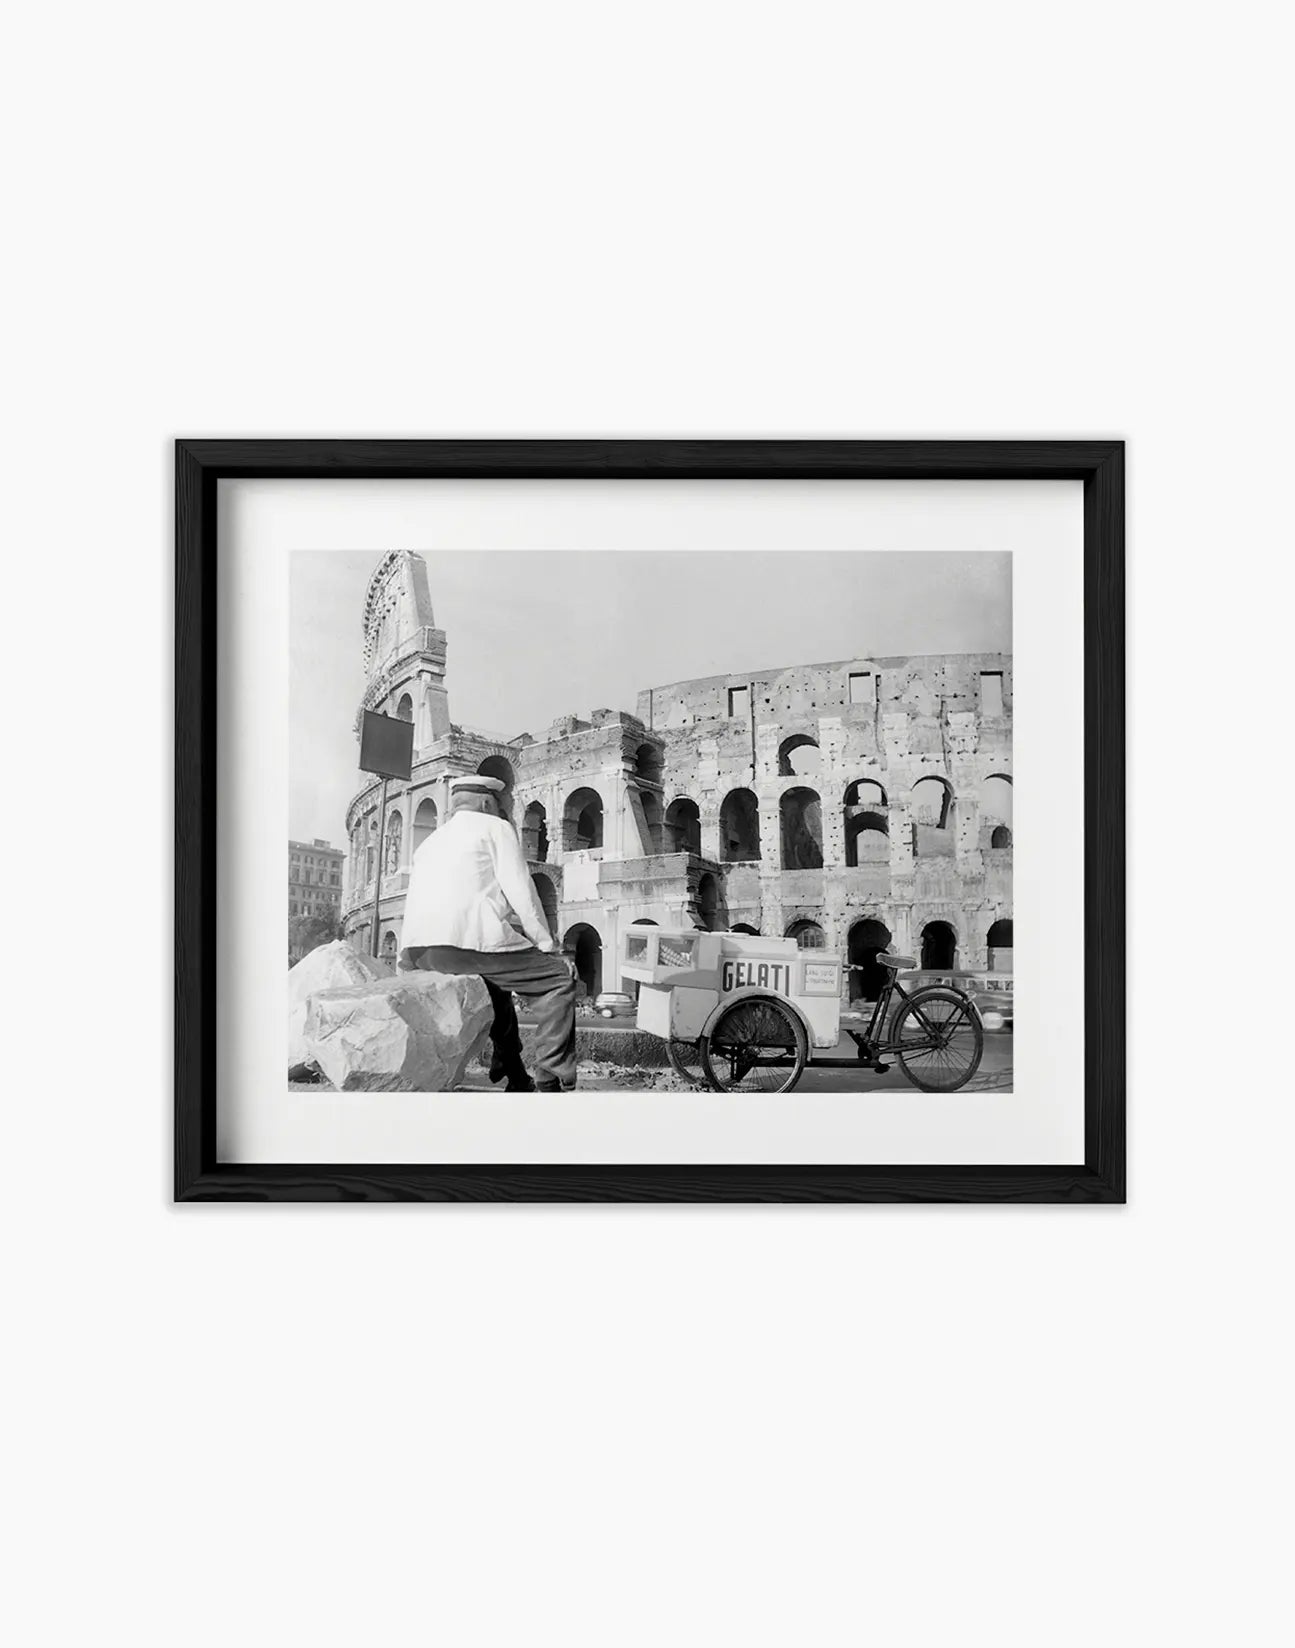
[290,550,1011,847]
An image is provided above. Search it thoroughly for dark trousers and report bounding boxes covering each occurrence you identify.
[400,944,577,1088]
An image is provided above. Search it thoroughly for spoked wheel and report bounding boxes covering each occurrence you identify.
[666,1038,709,1088]
[892,987,983,1092]
[701,997,808,1094]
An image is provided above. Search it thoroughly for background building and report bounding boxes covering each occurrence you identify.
[288,838,345,962]
[341,552,1012,999]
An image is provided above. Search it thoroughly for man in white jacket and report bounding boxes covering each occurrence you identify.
[398,776,577,1092]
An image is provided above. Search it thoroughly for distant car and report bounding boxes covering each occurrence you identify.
[593,991,636,1020]
[908,969,1014,1032]
[971,978,1013,1032]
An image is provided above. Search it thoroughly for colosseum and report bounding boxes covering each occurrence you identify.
[341,550,1013,1005]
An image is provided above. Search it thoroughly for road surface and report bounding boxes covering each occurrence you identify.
[501,1016,1014,1093]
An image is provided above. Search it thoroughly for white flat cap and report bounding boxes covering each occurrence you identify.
[450,775,506,793]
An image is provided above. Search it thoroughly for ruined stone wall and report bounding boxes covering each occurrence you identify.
[631,654,1013,976]
[339,561,1012,995]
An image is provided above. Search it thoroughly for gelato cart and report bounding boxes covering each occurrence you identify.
[621,926,983,1093]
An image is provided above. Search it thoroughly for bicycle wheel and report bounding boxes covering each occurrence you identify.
[666,1038,709,1087]
[892,987,983,1092]
[701,997,808,1094]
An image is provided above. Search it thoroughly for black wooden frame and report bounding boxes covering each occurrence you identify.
[175,439,1124,1202]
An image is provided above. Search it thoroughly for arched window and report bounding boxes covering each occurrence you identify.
[563,923,603,999]
[720,789,761,861]
[384,810,402,873]
[381,930,398,959]
[990,824,1012,849]
[531,872,559,938]
[844,779,889,866]
[780,787,823,870]
[845,778,887,810]
[563,787,604,851]
[786,919,826,949]
[395,693,413,722]
[920,920,957,971]
[730,923,760,935]
[412,797,438,854]
[987,918,1014,971]
[778,735,821,777]
[980,773,1014,826]
[666,797,701,856]
[523,801,549,862]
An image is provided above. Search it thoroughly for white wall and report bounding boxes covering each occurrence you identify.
[5,4,1289,1647]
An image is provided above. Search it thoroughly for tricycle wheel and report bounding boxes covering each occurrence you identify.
[666,1038,709,1087]
[892,986,983,1092]
[701,998,808,1094]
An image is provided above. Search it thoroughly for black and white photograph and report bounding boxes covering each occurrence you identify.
[288,546,1014,1101]
[12,0,1293,1640]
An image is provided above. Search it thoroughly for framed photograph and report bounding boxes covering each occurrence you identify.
[176,440,1124,1201]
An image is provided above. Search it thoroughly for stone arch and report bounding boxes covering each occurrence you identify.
[631,917,658,925]
[920,919,958,971]
[412,797,438,853]
[395,692,414,722]
[531,871,559,937]
[730,923,760,935]
[845,778,887,809]
[778,734,821,777]
[478,755,515,818]
[666,797,702,856]
[786,919,826,949]
[847,918,892,1003]
[522,801,549,862]
[720,788,761,862]
[845,777,889,866]
[563,786,604,851]
[780,787,823,869]
[380,929,398,961]
[980,773,1014,824]
[987,918,1014,971]
[478,754,514,788]
[564,922,603,999]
